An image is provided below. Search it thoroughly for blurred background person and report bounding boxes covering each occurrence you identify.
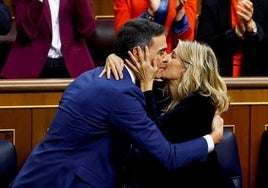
[114,0,197,53]
[197,0,268,76]
[0,0,12,35]
[1,0,96,78]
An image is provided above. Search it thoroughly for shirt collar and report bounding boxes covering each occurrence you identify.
[125,65,136,84]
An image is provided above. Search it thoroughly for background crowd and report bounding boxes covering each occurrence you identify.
[0,0,267,78]
[1,0,267,188]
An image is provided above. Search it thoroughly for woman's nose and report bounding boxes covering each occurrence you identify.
[162,53,171,63]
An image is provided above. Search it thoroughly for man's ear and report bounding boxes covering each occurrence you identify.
[131,47,139,60]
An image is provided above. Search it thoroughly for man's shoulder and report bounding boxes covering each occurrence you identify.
[73,67,135,90]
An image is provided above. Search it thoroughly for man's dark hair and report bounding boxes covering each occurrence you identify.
[114,18,166,60]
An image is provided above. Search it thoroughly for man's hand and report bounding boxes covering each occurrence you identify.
[210,115,224,145]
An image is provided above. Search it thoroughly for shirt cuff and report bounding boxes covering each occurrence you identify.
[203,134,214,153]
[139,11,146,19]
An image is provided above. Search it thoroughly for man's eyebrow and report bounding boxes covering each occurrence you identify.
[158,48,167,53]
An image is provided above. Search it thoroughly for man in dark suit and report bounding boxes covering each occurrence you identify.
[0,0,12,35]
[9,18,224,188]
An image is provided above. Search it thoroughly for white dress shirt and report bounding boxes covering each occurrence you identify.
[39,0,62,58]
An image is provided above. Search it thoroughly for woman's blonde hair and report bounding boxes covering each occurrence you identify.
[166,40,229,114]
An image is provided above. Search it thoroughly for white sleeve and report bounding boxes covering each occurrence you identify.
[203,134,214,153]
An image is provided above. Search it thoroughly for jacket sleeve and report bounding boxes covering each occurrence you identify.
[114,0,132,34]
[12,0,44,42]
[110,88,208,170]
[74,0,96,38]
[183,0,197,40]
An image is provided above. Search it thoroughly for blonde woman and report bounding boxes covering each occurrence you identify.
[102,40,233,187]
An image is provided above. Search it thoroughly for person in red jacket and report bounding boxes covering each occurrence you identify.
[114,0,197,53]
[1,0,96,78]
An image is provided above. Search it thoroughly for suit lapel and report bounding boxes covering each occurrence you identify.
[59,0,67,19]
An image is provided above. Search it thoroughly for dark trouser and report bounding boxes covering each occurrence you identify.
[39,57,70,78]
